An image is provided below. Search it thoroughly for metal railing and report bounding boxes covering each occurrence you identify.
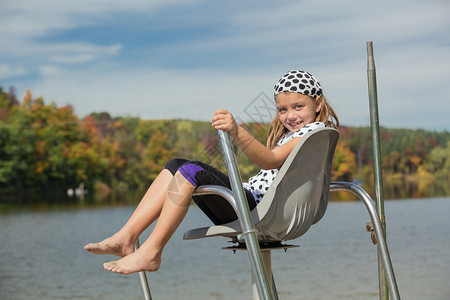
[216,129,274,300]
[330,182,400,300]
[135,239,152,300]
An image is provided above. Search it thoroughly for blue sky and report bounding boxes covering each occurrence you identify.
[1,0,449,130]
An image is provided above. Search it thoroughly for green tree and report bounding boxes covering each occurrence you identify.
[144,131,178,181]
[424,141,450,179]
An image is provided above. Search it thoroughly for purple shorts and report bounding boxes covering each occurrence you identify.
[164,158,256,225]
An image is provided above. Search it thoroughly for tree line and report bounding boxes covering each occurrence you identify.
[0,87,449,199]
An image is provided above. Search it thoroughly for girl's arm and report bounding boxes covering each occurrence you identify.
[211,109,300,170]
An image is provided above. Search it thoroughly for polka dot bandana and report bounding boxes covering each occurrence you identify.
[274,70,322,99]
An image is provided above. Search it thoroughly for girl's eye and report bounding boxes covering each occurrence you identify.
[296,105,304,109]
[278,108,286,113]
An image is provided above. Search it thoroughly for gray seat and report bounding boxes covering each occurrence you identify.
[183,127,339,243]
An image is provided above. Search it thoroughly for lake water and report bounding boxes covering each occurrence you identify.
[0,197,449,300]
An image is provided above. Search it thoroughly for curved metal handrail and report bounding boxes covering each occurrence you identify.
[193,185,237,212]
[330,182,400,300]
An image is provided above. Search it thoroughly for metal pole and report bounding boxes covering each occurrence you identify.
[217,129,273,300]
[135,239,152,300]
[366,41,388,300]
[330,182,400,300]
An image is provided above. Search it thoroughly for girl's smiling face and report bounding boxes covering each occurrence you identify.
[275,92,322,132]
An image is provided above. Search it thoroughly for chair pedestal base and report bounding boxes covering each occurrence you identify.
[224,243,299,300]
[252,250,274,300]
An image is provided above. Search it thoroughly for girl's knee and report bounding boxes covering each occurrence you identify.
[164,158,188,175]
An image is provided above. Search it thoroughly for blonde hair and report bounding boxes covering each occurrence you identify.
[266,94,339,150]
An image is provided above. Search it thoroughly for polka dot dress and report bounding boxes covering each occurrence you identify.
[243,122,325,204]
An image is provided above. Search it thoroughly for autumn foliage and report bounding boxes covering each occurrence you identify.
[1,87,449,198]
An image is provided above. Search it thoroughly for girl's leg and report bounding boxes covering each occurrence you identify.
[84,168,173,257]
[103,171,195,274]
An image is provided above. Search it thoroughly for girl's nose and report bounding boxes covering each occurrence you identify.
[287,111,297,121]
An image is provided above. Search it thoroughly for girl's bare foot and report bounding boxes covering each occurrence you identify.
[103,247,162,275]
[84,235,135,257]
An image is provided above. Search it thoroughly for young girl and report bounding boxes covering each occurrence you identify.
[84,69,339,275]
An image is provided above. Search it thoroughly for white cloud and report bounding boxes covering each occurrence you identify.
[28,66,272,120]
[49,43,122,64]
[1,0,449,130]
[51,54,97,64]
[0,63,27,80]
[0,0,164,62]
[38,66,66,77]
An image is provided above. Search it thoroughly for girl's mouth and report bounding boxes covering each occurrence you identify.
[288,120,303,129]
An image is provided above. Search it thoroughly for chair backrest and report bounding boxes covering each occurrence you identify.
[183,127,339,243]
[250,127,339,241]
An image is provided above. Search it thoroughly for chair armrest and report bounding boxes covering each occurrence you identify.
[193,185,238,214]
